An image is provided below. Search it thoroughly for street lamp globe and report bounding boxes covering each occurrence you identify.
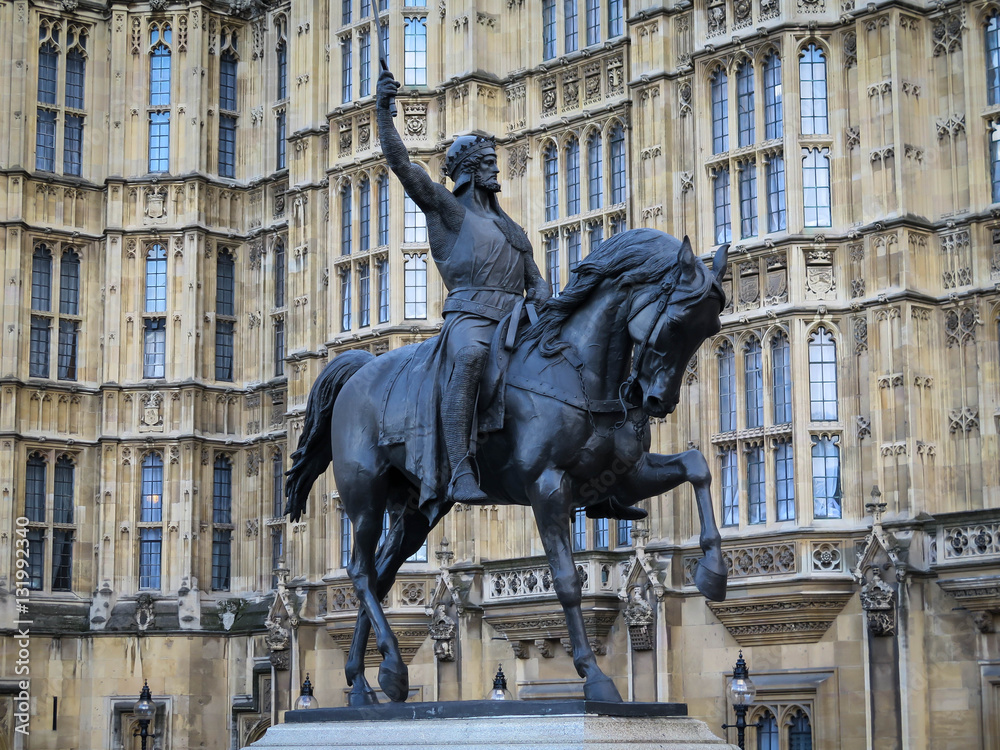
[728,651,757,707]
[133,681,156,720]
[294,674,320,710]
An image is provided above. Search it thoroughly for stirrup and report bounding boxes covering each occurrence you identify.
[448,457,487,502]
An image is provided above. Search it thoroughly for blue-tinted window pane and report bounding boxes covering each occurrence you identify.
[799,45,828,135]
[219,115,236,178]
[566,138,580,215]
[771,333,792,423]
[342,186,353,255]
[565,0,578,53]
[27,529,44,591]
[54,456,74,524]
[220,53,237,111]
[589,223,603,254]
[38,44,58,104]
[359,178,371,250]
[277,41,288,100]
[567,229,582,273]
[763,54,783,140]
[36,109,56,172]
[378,173,390,245]
[145,245,167,312]
[66,49,86,109]
[721,448,738,527]
[150,40,171,107]
[52,529,73,591]
[803,148,832,227]
[213,456,232,524]
[149,112,170,172]
[141,454,164,522]
[272,527,284,584]
[343,0,353,25]
[32,247,52,311]
[712,70,729,154]
[215,320,234,381]
[714,167,732,244]
[403,18,426,86]
[276,111,287,169]
[766,155,786,232]
[573,509,586,551]
[143,319,166,378]
[757,711,779,750]
[744,338,763,428]
[342,38,353,103]
[212,529,231,591]
[274,241,286,308]
[718,342,736,432]
[788,711,813,750]
[341,269,352,331]
[340,510,351,568]
[359,263,371,327]
[739,162,757,239]
[139,528,162,590]
[608,0,623,37]
[30,317,50,378]
[542,0,556,60]
[747,446,765,524]
[378,257,390,323]
[272,451,284,517]
[360,30,371,98]
[57,319,78,381]
[60,250,80,315]
[544,146,559,221]
[808,327,838,420]
[588,131,603,210]
[404,254,427,319]
[64,115,84,176]
[586,0,600,46]
[617,519,632,547]
[990,16,1000,105]
[545,234,560,297]
[216,253,235,316]
[274,319,285,376]
[404,193,426,243]
[775,440,795,521]
[25,456,46,522]
[610,125,626,203]
[737,62,755,147]
[811,437,841,519]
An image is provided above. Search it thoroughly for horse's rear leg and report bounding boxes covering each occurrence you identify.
[621,449,727,602]
[531,469,623,703]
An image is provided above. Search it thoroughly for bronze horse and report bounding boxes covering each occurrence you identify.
[285,228,729,705]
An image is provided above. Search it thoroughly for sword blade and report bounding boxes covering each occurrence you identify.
[375,22,397,117]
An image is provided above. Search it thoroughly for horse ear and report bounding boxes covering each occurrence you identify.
[679,235,698,275]
[712,243,730,280]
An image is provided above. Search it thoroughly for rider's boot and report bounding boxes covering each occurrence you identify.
[443,346,489,503]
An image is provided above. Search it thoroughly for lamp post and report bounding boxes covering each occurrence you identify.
[721,651,761,750]
[294,674,320,710]
[485,663,513,700]
[132,680,156,750]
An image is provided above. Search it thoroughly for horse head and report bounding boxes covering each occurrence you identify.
[626,237,728,418]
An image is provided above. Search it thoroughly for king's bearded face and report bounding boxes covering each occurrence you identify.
[473,151,501,192]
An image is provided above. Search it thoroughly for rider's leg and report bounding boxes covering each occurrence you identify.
[442,344,488,502]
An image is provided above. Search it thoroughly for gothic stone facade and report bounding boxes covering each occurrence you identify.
[2,0,1000,749]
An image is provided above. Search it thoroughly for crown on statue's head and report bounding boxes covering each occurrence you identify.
[445,134,497,182]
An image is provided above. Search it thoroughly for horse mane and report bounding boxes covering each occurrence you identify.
[523,228,723,358]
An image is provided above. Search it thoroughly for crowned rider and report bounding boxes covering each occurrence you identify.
[376,69,550,503]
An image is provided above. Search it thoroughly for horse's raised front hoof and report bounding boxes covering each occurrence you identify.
[347,682,379,707]
[583,676,623,703]
[377,657,410,703]
[694,556,728,602]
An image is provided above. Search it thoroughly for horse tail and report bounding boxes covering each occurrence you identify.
[284,350,375,521]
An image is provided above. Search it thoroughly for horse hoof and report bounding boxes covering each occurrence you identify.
[583,676,623,703]
[377,659,410,703]
[694,557,728,602]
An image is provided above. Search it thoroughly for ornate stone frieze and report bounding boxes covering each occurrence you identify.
[937,576,1000,633]
[707,591,854,646]
[944,304,979,347]
[684,542,796,584]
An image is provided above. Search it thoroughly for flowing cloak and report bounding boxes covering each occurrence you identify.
[378,209,527,524]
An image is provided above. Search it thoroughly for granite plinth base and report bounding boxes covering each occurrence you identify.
[241,701,739,749]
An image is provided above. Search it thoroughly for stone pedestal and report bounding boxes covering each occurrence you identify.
[242,701,739,749]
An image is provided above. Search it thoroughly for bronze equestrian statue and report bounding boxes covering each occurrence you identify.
[283,67,730,706]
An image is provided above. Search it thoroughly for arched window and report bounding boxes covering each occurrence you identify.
[718,341,736,432]
[566,138,580,216]
[377,173,390,245]
[276,37,288,100]
[340,508,351,568]
[747,444,765,524]
[54,455,75,524]
[787,709,813,749]
[763,53,783,140]
[341,184,353,255]
[610,124,626,204]
[36,26,59,171]
[149,26,172,172]
[60,250,80,315]
[808,327,838,420]
[744,337,763,428]
[341,37,353,104]
[272,450,285,517]
[141,454,164,523]
[341,268,352,331]
[25,454,46,523]
[771,332,792,424]
[739,160,757,239]
[811,435,841,519]
[737,60,755,147]
[802,148,832,227]
[775,438,795,521]
[219,45,238,178]
[587,130,603,210]
[799,44,828,136]
[989,15,1000,101]
[274,239,286,308]
[145,245,167,313]
[32,246,53,311]
[544,144,559,222]
[573,509,587,550]
[360,29,371,97]
[216,252,235,316]
[756,709,779,750]
[720,447,738,527]
[711,69,729,154]
[564,0,578,54]
[359,177,371,251]
[64,31,87,176]
[766,154,787,232]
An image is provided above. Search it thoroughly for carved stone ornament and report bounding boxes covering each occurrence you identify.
[134,593,156,632]
[428,603,457,662]
[852,496,905,637]
[139,391,164,432]
[623,586,655,651]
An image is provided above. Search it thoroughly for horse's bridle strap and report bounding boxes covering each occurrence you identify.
[507,373,634,413]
